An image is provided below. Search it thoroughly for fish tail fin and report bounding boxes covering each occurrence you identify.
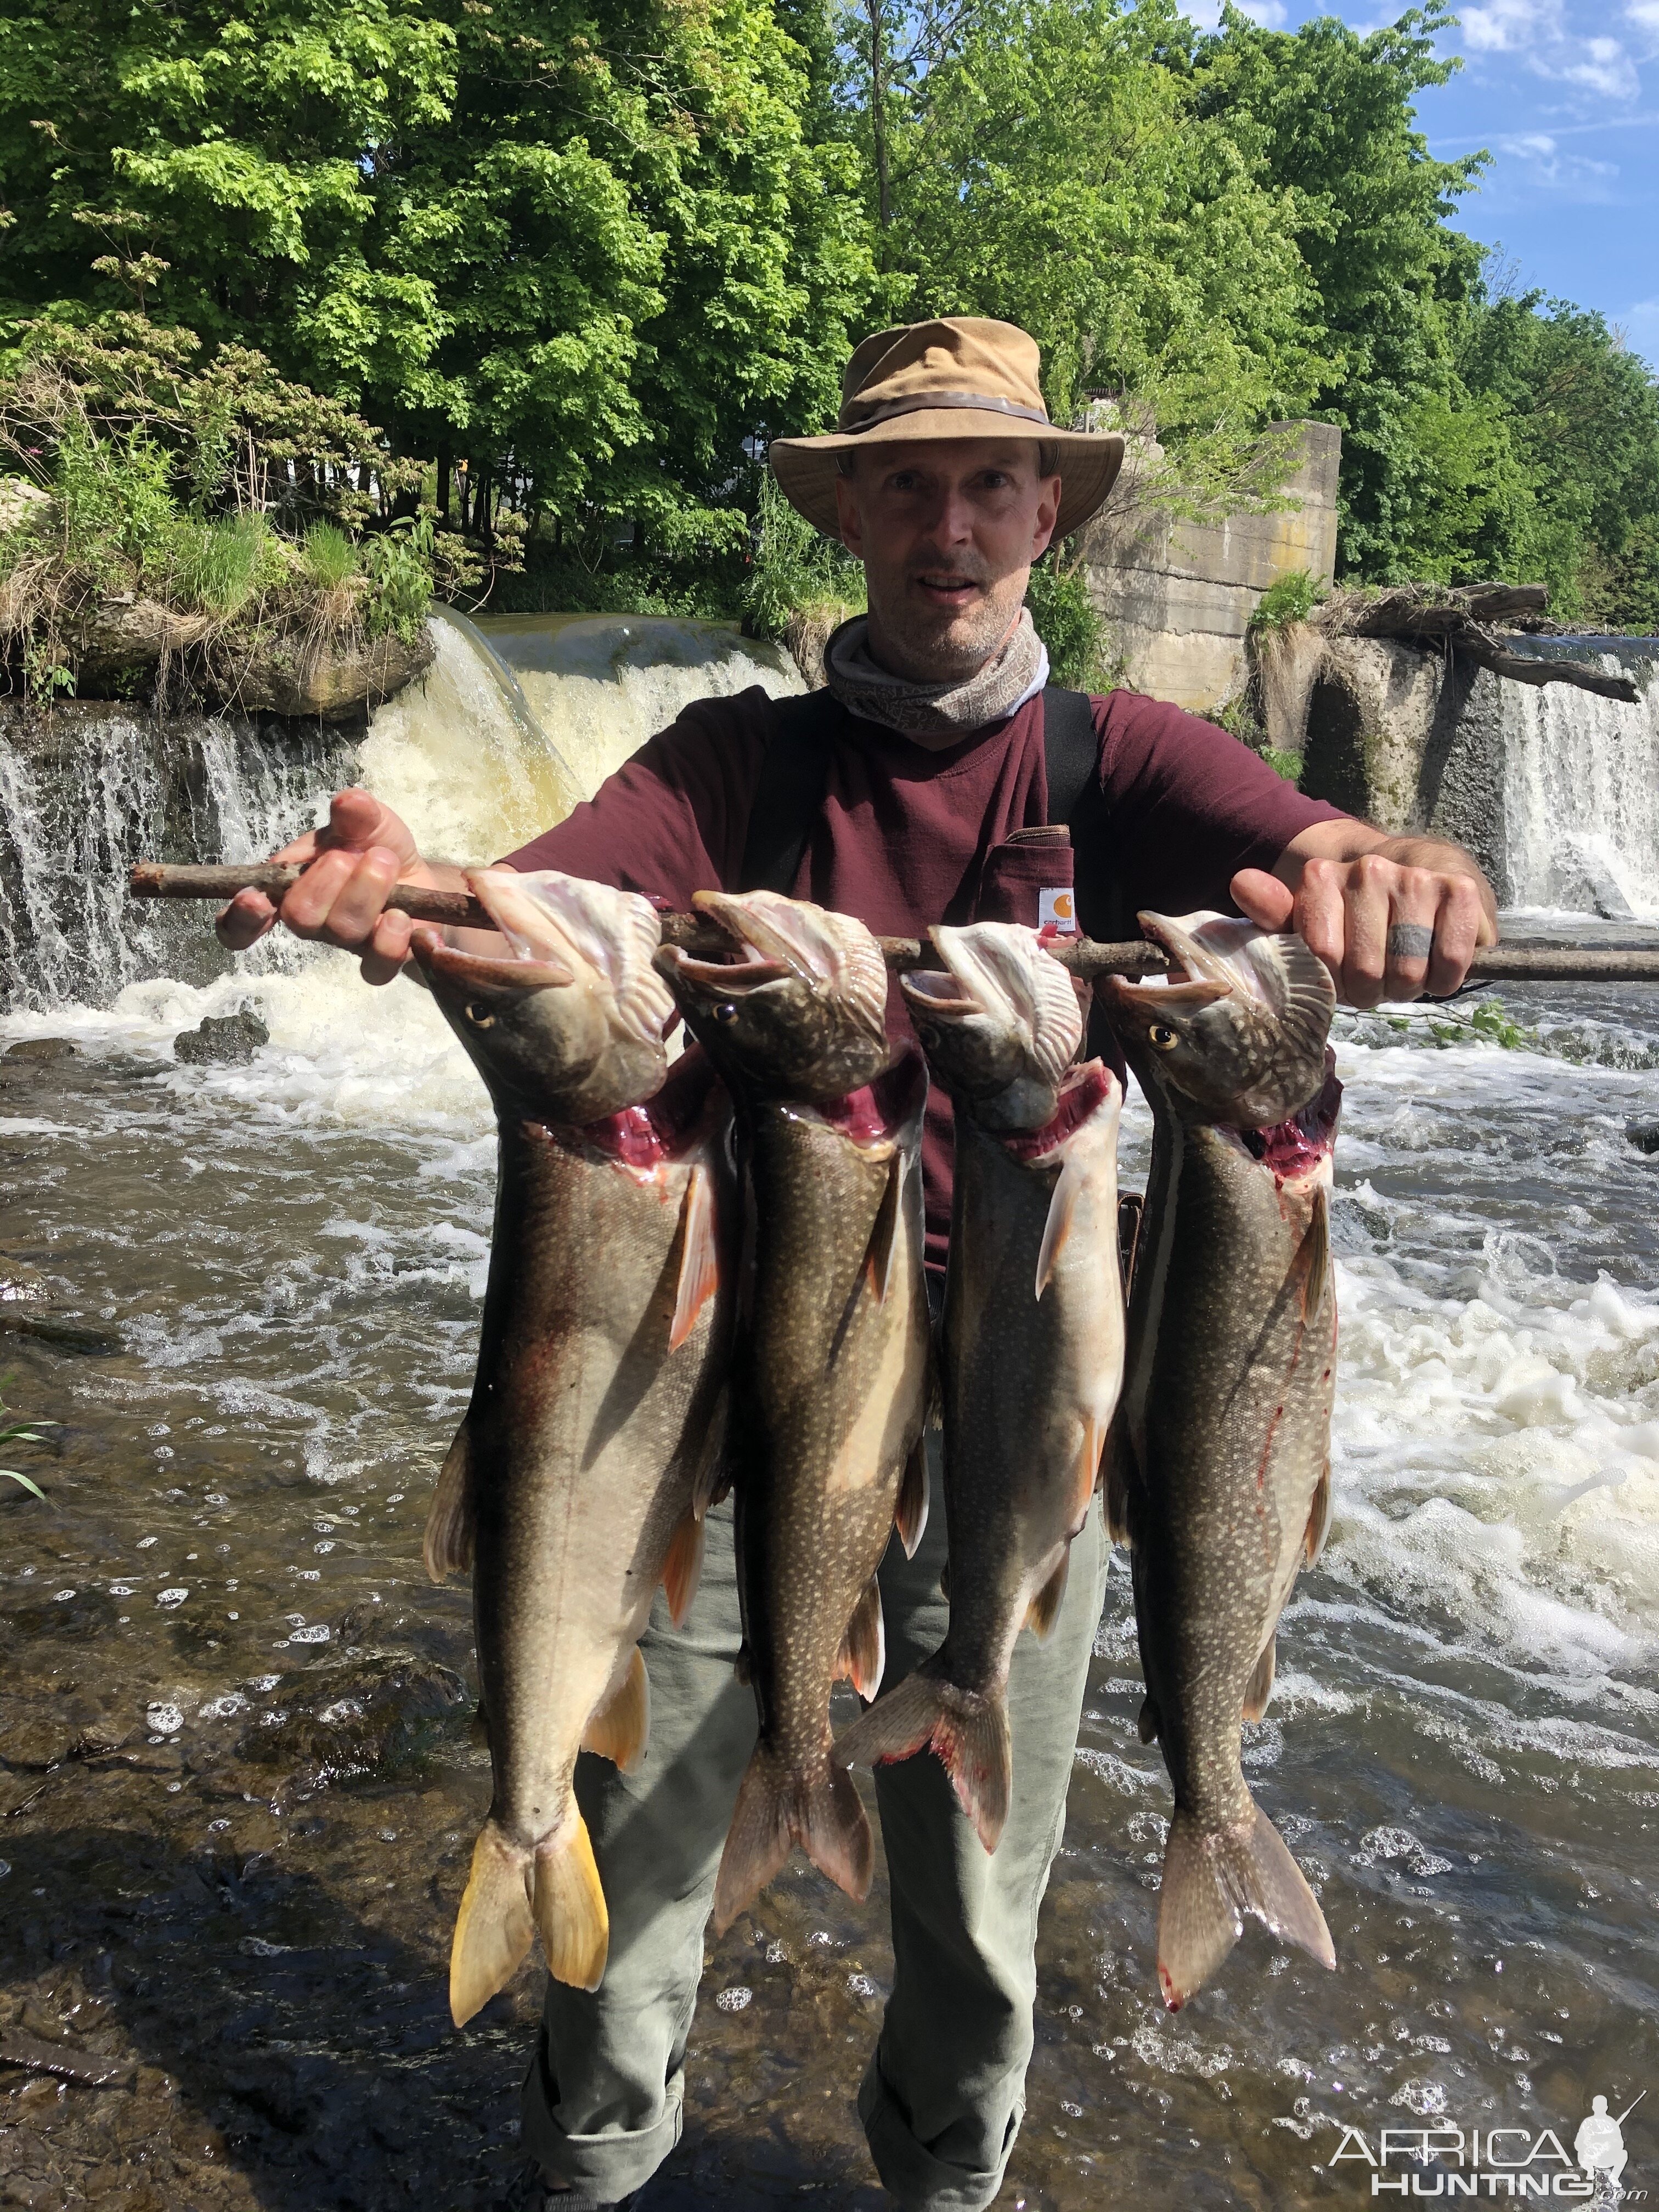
[834,1663,1011,1854]
[424,1423,475,1584]
[532,1802,610,1993]
[712,1745,872,1933]
[448,1819,536,2028]
[1156,1798,1334,2012]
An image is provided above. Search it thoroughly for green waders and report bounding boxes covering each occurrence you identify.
[521,1441,1108,2211]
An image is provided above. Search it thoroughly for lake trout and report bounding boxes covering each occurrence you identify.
[412,868,733,2026]
[656,889,932,1931]
[835,922,1125,1852]
[1097,909,1341,2010]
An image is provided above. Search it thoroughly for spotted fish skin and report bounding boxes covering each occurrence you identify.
[657,891,932,1932]
[1097,908,1341,2011]
[414,869,734,2027]
[834,921,1125,1853]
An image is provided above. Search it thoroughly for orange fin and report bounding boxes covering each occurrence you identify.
[1305,1461,1332,1563]
[1024,1549,1069,1642]
[837,1573,886,1701]
[1103,1410,1136,1546]
[662,1506,705,1629]
[1243,1635,1276,1723]
[862,1152,904,1304]
[582,1645,650,1774]
[895,1432,929,1560]
[1074,1415,1107,1522]
[669,1163,720,1352]
[1137,1694,1160,1745]
[1035,1151,1085,1300]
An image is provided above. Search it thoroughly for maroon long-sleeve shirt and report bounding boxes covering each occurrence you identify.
[506,684,1343,1272]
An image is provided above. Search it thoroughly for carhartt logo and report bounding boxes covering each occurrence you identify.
[1327,2094,1644,2197]
[1038,887,1075,932]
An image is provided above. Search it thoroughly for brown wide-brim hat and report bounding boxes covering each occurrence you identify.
[769,316,1124,541]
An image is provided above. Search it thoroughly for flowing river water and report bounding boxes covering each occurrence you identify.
[1,620,1657,2209]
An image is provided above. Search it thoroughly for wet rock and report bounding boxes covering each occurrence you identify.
[3,1038,75,1063]
[0,1717,75,1771]
[1628,1118,1659,1155]
[173,1010,269,1066]
[232,1652,467,1797]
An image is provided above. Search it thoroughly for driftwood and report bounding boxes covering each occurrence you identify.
[128,863,1659,985]
[1312,584,1641,704]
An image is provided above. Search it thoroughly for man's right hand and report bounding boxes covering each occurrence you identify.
[215,787,459,986]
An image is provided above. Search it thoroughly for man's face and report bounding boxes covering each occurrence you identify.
[833,439,1060,686]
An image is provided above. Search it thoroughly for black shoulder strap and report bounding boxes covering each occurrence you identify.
[1042,682,1118,945]
[737,690,839,895]
[1041,685,1098,827]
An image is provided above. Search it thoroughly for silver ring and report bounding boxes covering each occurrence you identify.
[1387,922,1435,961]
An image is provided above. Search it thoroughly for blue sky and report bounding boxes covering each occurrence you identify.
[1193,0,1659,368]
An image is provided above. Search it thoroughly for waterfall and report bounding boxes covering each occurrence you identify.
[1498,642,1659,918]
[0,610,804,1014]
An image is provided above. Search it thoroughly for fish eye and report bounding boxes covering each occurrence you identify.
[713,1002,740,1025]
[465,1002,496,1029]
[1148,1022,1179,1051]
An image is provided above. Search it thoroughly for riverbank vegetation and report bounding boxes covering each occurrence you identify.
[0,0,1653,695]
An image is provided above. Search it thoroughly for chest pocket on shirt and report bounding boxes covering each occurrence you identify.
[972,824,1074,929]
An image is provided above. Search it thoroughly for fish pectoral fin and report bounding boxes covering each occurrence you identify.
[1024,1549,1070,1643]
[533,1804,610,1994]
[448,1819,537,2027]
[1074,1415,1108,1524]
[1304,1460,1332,1563]
[1102,1412,1137,1547]
[661,1506,706,1630]
[1242,1635,1277,1723]
[1137,1695,1160,1745]
[861,1151,905,1305]
[582,1645,651,1774]
[424,1422,476,1585]
[1156,1799,1333,2012]
[669,1164,721,1353]
[1035,1150,1086,1301]
[894,1433,930,1560]
[837,1574,887,1701]
[691,1385,731,1519]
[1297,1183,1330,1319]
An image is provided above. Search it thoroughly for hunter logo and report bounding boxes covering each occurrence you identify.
[1327,2094,1645,2198]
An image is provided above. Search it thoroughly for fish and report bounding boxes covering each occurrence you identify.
[834,922,1125,1852]
[656,889,932,1931]
[411,867,734,2027]
[1096,909,1342,2010]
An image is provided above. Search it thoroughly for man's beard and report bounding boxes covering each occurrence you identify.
[879,565,1026,684]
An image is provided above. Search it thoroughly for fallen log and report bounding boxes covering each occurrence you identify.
[1312,584,1642,704]
[128,863,1659,985]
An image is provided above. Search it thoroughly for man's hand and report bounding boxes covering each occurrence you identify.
[1231,824,1498,1008]
[215,787,460,986]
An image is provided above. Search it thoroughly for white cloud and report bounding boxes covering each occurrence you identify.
[1494,129,1622,188]
[1460,0,1559,53]
[1559,33,1643,93]
[1626,0,1659,37]
[1236,0,1289,20]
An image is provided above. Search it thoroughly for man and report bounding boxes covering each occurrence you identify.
[221,317,1496,2210]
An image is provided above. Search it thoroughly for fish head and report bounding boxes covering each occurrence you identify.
[901,921,1082,1131]
[654,890,893,1103]
[412,868,674,1122]
[1096,910,1335,1130]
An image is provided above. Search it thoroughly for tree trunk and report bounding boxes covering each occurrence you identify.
[436,444,452,522]
[868,0,891,234]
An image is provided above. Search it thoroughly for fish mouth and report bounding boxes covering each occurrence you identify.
[910,922,1082,1072]
[669,891,889,1036]
[414,868,676,1042]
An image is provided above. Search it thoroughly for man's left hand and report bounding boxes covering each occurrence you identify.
[1231,826,1498,1008]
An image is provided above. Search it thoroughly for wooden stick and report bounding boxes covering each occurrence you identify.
[127,862,1659,985]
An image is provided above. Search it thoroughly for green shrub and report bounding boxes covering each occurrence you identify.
[1250,568,1325,632]
[362,518,436,642]
[741,469,865,642]
[172,512,278,617]
[302,521,358,590]
[1025,556,1118,691]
